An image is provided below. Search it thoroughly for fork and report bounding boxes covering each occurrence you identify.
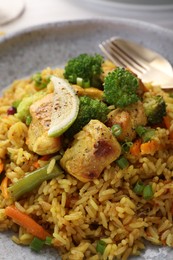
[99,37,173,89]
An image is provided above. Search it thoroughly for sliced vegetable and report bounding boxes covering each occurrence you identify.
[25,115,32,126]
[121,141,133,153]
[163,115,173,140]
[5,205,50,240]
[116,156,129,169]
[8,162,63,200]
[76,77,90,88]
[30,236,52,252]
[130,139,141,156]
[96,240,106,254]
[45,236,52,245]
[0,162,4,174]
[135,125,147,137]
[136,125,155,142]
[111,124,122,137]
[143,184,154,200]
[32,72,50,89]
[33,161,40,169]
[140,140,159,155]
[0,176,9,199]
[133,181,145,195]
[30,237,45,252]
[142,129,156,143]
[12,100,21,109]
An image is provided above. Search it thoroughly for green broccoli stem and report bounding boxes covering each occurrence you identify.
[8,163,63,201]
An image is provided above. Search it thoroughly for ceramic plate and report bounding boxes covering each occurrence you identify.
[0,18,173,260]
[71,0,173,25]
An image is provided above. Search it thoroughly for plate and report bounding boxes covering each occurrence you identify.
[71,0,173,25]
[80,0,173,8]
[0,18,173,260]
[107,0,173,5]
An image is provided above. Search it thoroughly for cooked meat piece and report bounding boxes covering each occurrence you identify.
[107,109,135,142]
[60,119,121,182]
[126,101,147,127]
[106,101,147,142]
[26,93,61,155]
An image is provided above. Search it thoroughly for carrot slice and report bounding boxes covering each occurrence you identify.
[163,115,173,140]
[33,155,52,169]
[140,140,159,155]
[163,115,171,129]
[5,205,50,240]
[33,161,40,169]
[130,139,141,156]
[1,176,9,199]
[0,163,4,174]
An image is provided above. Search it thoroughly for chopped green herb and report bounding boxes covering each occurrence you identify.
[121,141,133,153]
[76,77,90,88]
[116,156,129,169]
[143,184,154,200]
[45,236,52,246]
[111,124,122,137]
[26,115,32,126]
[136,125,147,137]
[12,100,21,109]
[32,72,50,89]
[136,126,155,142]
[96,240,106,254]
[133,181,145,195]
[8,161,63,200]
[142,129,156,143]
[30,237,45,253]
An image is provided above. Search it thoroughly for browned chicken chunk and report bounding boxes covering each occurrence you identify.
[106,101,147,142]
[26,93,61,155]
[60,119,121,182]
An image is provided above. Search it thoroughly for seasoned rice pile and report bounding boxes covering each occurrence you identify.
[1,62,173,260]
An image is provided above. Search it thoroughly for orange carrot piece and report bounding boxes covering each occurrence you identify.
[33,155,52,169]
[163,115,171,129]
[1,176,9,199]
[163,115,173,140]
[0,163,4,174]
[130,139,141,156]
[140,140,159,155]
[33,161,40,169]
[169,131,173,140]
[5,205,50,240]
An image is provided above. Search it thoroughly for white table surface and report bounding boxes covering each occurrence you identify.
[0,0,173,35]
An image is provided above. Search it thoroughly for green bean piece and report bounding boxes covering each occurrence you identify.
[8,163,63,200]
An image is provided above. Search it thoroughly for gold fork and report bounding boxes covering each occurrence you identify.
[99,37,173,89]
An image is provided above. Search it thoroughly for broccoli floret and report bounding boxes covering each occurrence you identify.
[63,53,104,88]
[65,96,109,138]
[143,95,166,125]
[103,67,139,108]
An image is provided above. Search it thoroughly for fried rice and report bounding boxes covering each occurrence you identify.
[1,61,173,260]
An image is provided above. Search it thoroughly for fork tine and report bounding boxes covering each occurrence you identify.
[111,41,149,72]
[100,38,150,77]
[99,42,123,68]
